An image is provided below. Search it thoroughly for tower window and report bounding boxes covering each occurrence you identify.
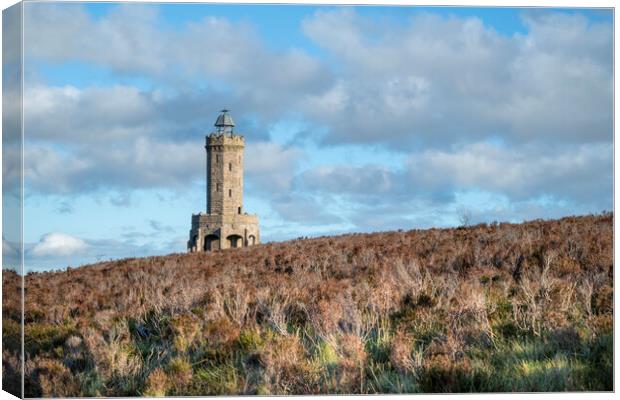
[216,154,220,163]
[229,189,232,197]
[238,207,241,214]
[217,183,221,192]
[229,162,232,171]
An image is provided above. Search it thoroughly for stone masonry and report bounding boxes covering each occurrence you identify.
[187,110,260,252]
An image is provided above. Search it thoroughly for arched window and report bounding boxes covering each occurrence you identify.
[229,162,232,171]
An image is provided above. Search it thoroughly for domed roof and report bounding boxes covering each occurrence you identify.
[214,109,235,128]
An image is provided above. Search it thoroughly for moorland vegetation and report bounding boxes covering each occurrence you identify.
[2,213,613,396]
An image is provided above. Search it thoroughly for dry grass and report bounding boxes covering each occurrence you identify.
[2,212,613,396]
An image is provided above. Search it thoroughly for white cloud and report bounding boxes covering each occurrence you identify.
[301,164,396,196]
[24,136,204,195]
[31,233,88,256]
[24,3,332,118]
[245,142,303,192]
[3,237,19,258]
[2,141,23,196]
[269,193,344,226]
[24,85,161,142]
[406,141,612,205]
[25,4,167,76]
[24,146,90,194]
[300,9,612,148]
[3,238,14,254]
[23,5,612,150]
[2,237,21,270]
[296,141,612,211]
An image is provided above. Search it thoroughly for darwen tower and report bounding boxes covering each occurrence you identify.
[187,110,260,251]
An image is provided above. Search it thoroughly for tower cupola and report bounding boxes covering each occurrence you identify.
[214,109,235,134]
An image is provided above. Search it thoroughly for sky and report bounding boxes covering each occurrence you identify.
[2,2,613,271]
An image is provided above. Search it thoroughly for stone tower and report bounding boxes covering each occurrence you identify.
[187,110,260,252]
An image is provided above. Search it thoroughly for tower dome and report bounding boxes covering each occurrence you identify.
[214,109,235,134]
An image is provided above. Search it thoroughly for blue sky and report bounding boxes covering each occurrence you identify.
[4,2,613,271]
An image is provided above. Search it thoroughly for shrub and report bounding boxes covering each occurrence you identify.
[171,314,200,353]
[236,329,265,352]
[315,340,338,368]
[167,357,193,389]
[32,358,80,397]
[143,368,168,397]
[25,323,76,357]
[191,363,239,395]
[390,329,417,374]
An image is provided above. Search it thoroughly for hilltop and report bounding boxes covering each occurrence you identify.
[2,213,613,395]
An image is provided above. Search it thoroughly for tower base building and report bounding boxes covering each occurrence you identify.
[188,213,259,251]
[188,110,260,252]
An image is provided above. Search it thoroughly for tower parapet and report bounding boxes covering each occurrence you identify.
[188,110,260,252]
[206,133,245,147]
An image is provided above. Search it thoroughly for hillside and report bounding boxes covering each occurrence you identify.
[2,213,614,395]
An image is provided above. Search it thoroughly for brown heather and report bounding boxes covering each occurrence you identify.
[2,213,613,396]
